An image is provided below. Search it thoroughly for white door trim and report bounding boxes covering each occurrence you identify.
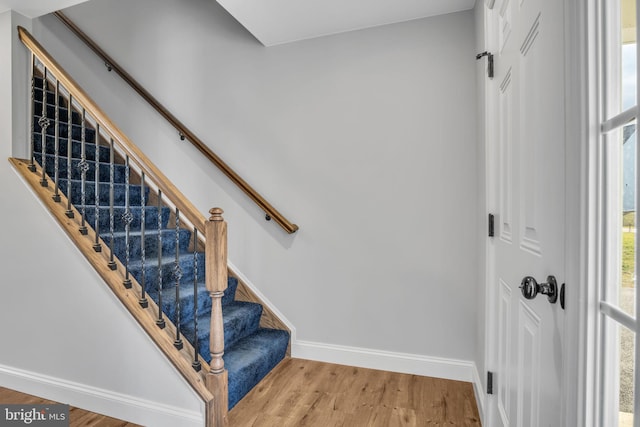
[482,0,499,424]
[561,0,601,425]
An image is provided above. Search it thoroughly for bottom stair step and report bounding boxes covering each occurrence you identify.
[184,301,264,356]
[224,328,290,409]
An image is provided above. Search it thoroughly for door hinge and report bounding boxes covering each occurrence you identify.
[487,371,494,394]
[488,213,495,237]
[476,51,494,79]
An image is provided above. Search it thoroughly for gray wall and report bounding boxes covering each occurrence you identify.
[31,0,480,363]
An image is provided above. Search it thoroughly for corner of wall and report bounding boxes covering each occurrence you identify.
[0,10,32,159]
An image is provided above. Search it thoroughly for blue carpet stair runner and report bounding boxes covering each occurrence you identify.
[31,77,289,410]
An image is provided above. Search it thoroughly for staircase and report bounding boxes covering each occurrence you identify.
[29,72,289,412]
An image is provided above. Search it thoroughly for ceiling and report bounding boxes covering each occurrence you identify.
[0,0,477,46]
[216,0,477,46]
[0,0,88,18]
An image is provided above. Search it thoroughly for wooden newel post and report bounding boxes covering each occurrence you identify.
[205,207,228,427]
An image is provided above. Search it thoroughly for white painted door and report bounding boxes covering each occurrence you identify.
[485,0,566,426]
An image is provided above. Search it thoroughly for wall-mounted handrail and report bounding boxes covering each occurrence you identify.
[53,11,299,234]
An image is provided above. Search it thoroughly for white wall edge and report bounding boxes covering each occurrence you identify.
[472,362,486,425]
[228,259,297,342]
[293,340,475,383]
[0,363,204,427]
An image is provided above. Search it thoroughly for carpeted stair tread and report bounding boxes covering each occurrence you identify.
[128,252,206,290]
[33,120,97,142]
[147,276,239,326]
[184,301,263,358]
[147,282,212,327]
[33,101,82,126]
[34,135,110,163]
[57,178,149,206]
[100,228,192,260]
[33,80,82,124]
[33,89,67,107]
[224,329,290,409]
[75,206,170,232]
[34,153,127,183]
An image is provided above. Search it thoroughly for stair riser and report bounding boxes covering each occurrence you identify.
[34,135,110,163]
[224,330,290,409]
[33,85,83,125]
[129,253,206,293]
[33,118,96,143]
[151,276,239,327]
[35,154,127,183]
[150,286,212,328]
[103,229,192,261]
[59,179,149,206]
[82,206,170,232]
[221,277,239,306]
[144,268,240,311]
[223,306,262,350]
[187,317,262,363]
[33,88,67,108]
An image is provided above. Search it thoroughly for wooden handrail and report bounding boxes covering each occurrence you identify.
[53,11,299,234]
[19,25,207,234]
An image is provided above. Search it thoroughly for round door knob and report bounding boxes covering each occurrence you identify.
[519,275,558,304]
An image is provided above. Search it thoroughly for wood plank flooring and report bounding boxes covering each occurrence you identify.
[0,387,140,427]
[1,359,481,426]
[228,358,482,427]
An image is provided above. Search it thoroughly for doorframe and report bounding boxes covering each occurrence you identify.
[561,0,599,425]
[569,1,640,426]
[481,1,498,426]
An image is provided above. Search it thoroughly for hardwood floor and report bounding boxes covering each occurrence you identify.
[228,358,482,427]
[0,359,481,426]
[0,387,140,427]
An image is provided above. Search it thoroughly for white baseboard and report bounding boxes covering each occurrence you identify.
[472,363,486,424]
[0,364,203,427]
[293,340,475,383]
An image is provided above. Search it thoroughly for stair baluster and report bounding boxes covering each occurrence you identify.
[52,80,61,202]
[122,156,132,287]
[174,208,183,350]
[139,171,149,308]
[156,189,166,329]
[192,227,201,372]
[107,139,116,270]
[92,123,102,252]
[28,54,36,173]
[38,67,48,187]
[64,93,74,219]
[78,109,88,235]
[205,207,229,427]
